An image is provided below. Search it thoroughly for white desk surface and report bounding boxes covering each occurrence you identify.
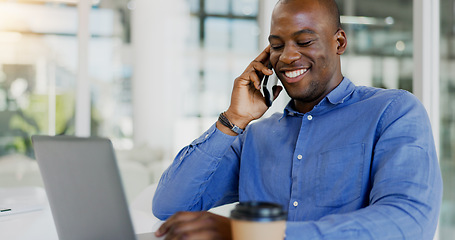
[0,187,163,240]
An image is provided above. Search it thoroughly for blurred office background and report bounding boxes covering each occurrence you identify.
[0,0,453,238]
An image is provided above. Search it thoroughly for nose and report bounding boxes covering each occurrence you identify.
[279,44,301,64]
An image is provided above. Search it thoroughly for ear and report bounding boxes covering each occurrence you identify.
[335,29,347,55]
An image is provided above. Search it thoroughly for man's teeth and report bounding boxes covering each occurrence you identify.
[285,69,308,78]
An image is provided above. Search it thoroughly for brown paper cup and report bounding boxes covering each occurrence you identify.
[230,202,287,240]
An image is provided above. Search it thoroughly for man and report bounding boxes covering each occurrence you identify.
[153,0,443,239]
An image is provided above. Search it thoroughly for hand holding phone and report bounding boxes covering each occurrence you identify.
[221,46,276,134]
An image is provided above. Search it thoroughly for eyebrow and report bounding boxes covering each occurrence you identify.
[269,29,317,41]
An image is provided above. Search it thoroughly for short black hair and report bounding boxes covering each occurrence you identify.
[322,0,342,29]
[277,0,342,30]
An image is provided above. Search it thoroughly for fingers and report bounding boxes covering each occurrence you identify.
[253,45,271,63]
[251,60,273,76]
[226,46,276,124]
[240,61,272,91]
[240,46,273,90]
[164,219,213,240]
[155,212,202,237]
[247,70,262,90]
[155,211,232,240]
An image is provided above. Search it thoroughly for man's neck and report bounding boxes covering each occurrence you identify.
[292,75,345,114]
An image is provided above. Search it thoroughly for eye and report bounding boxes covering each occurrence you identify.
[297,40,313,47]
[270,44,284,50]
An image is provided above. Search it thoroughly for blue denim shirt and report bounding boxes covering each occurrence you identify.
[153,78,442,239]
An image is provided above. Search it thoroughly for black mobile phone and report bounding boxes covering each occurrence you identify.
[260,64,278,107]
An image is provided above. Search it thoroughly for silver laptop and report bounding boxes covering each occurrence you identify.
[32,135,158,240]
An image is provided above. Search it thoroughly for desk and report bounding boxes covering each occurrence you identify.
[0,187,163,240]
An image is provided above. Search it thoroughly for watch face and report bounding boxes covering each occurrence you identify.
[231,125,243,134]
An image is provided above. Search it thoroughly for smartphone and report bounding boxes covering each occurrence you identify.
[260,63,279,107]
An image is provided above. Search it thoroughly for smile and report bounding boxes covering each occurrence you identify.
[284,68,308,78]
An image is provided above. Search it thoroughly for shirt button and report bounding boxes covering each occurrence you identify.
[297,155,303,160]
[307,115,313,120]
[204,134,209,138]
[293,201,299,207]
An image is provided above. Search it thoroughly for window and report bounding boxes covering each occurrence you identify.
[0,0,136,197]
[0,1,133,153]
[440,0,455,237]
[183,0,260,119]
[337,0,413,91]
[0,2,79,157]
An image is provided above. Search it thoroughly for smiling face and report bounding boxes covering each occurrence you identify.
[269,0,346,113]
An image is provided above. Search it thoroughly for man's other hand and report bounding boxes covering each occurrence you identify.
[155,211,232,240]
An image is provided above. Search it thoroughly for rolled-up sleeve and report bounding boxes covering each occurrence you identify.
[152,124,241,220]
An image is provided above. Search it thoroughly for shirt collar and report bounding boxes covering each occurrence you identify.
[281,77,355,118]
[326,77,355,105]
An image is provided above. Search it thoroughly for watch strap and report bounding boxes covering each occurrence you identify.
[218,112,244,134]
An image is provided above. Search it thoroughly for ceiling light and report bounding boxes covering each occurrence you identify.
[341,16,395,26]
[395,41,406,52]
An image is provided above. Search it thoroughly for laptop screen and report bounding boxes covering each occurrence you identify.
[32,135,137,240]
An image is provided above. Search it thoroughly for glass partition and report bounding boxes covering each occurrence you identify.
[0,1,135,197]
[440,0,455,237]
[88,1,134,149]
[179,0,259,138]
[0,2,78,158]
[337,0,413,91]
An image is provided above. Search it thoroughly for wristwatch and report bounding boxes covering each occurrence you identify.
[218,112,244,135]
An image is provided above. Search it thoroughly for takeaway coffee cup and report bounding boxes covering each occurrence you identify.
[230,202,287,240]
